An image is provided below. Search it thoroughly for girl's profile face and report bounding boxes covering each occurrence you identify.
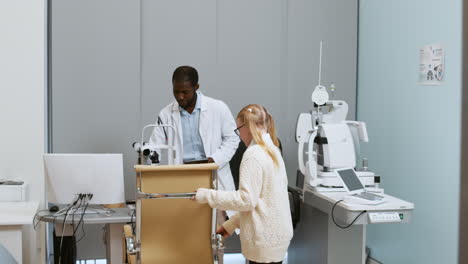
[236,119,252,146]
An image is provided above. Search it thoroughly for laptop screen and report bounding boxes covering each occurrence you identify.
[336,168,365,192]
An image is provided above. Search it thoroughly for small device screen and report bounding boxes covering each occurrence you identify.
[336,169,365,192]
[183,159,209,165]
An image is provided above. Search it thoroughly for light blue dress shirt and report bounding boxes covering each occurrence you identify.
[180,94,206,162]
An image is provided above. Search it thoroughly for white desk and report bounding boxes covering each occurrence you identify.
[288,189,414,264]
[0,201,39,263]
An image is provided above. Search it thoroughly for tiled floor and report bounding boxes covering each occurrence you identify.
[76,260,106,264]
[225,253,288,264]
[76,253,288,264]
[225,253,246,264]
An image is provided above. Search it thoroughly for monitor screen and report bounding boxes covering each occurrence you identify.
[44,154,125,205]
[336,168,364,192]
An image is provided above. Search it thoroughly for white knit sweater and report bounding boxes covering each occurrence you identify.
[196,134,293,263]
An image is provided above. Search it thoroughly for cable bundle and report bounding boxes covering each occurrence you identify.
[33,193,94,263]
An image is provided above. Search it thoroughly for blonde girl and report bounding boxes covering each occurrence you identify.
[193,104,293,264]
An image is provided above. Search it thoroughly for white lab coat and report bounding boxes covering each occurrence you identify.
[149,92,239,192]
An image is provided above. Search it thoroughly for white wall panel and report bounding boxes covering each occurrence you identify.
[0,1,46,263]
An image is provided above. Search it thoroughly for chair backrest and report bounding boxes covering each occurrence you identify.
[229,139,283,190]
[135,164,218,264]
[229,141,247,190]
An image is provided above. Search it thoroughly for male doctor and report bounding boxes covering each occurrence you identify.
[150,66,239,192]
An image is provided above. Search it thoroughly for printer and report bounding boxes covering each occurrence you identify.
[0,181,26,202]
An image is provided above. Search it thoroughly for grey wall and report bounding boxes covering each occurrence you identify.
[139,0,358,187]
[50,0,357,259]
[283,0,358,186]
[50,0,141,200]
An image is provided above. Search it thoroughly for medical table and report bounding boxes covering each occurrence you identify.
[288,189,414,264]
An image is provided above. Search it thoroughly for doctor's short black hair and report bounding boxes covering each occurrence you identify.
[172,66,199,87]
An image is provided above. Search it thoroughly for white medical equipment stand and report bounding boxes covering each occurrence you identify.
[289,41,415,263]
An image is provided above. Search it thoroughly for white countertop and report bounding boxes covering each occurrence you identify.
[0,201,39,225]
[308,190,415,211]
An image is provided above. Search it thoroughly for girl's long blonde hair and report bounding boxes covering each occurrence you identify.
[237,104,280,167]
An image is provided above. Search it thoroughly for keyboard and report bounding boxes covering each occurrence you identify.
[71,207,114,215]
[54,206,114,216]
[352,192,384,201]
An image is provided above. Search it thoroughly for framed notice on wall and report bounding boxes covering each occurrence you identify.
[419,44,445,85]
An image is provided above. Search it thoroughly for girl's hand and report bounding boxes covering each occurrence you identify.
[190,190,197,201]
[216,225,231,239]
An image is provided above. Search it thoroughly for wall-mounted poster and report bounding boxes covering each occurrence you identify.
[419,44,445,85]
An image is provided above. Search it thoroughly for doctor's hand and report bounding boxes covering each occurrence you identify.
[216,225,231,239]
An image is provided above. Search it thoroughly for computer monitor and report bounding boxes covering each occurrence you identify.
[335,168,366,195]
[44,154,125,205]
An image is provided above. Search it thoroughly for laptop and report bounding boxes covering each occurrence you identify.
[335,168,385,204]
